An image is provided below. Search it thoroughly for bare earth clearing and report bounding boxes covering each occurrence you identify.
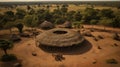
[0,25,120,67]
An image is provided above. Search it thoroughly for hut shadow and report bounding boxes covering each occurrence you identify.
[39,40,92,55]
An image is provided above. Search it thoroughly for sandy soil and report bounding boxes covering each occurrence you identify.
[0,25,120,67]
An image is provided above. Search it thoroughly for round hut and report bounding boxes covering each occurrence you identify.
[63,21,72,28]
[39,21,54,30]
[36,28,84,47]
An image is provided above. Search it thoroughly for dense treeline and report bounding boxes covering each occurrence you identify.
[0,4,120,31]
[0,1,120,7]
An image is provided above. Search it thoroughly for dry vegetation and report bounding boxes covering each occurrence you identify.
[0,4,118,14]
[0,3,120,67]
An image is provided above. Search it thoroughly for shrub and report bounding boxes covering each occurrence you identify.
[0,54,17,62]
[113,33,120,41]
[106,59,118,64]
[98,35,104,39]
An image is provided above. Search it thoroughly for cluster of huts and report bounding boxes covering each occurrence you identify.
[39,21,73,30]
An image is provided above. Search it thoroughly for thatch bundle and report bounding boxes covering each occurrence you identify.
[39,21,54,30]
[36,28,84,47]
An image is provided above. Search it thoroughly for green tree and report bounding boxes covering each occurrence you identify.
[83,7,99,24]
[43,10,53,22]
[61,5,68,17]
[74,11,82,21]
[112,16,120,28]
[15,19,24,33]
[55,17,66,24]
[24,15,33,27]
[4,11,15,21]
[99,9,115,18]
[3,22,15,34]
[27,5,31,11]
[90,19,98,28]
[112,11,120,28]
[61,7,68,13]
[73,21,82,28]
[98,17,113,30]
[62,4,69,8]
[0,14,5,29]
[15,9,26,19]
[0,40,13,55]
[66,11,76,21]
[46,5,50,10]
[53,9,62,15]
[24,15,38,29]
[37,9,45,14]
[28,8,35,15]
[56,5,60,9]
[37,9,46,23]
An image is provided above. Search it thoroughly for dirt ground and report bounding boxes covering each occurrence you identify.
[0,25,120,67]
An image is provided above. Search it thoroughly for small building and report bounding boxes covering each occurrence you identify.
[63,21,72,28]
[57,21,72,28]
[39,21,54,30]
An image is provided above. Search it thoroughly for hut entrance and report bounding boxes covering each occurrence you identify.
[53,30,67,34]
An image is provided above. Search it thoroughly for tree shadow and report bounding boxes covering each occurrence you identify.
[39,39,92,55]
[0,59,22,67]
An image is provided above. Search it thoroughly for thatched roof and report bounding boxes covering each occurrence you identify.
[63,21,72,28]
[57,21,72,28]
[39,21,54,30]
[36,28,84,47]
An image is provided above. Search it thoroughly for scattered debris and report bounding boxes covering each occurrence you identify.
[32,31,40,36]
[52,53,65,61]
[19,33,31,38]
[83,31,93,37]
[98,35,104,39]
[93,59,97,64]
[113,33,120,41]
[32,52,37,56]
[93,61,97,64]
[98,46,102,49]
[25,29,33,32]
[114,43,118,47]
[10,34,21,42]
[93,37,98,41]
[13,62,22,67]
[81,25,84,28]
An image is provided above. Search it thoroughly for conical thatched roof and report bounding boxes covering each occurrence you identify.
[63,21,72,28]
[36,28,84,47]
[39,21,54,30]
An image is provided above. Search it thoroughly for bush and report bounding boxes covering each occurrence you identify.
[55,18,66,25]
[0,54,17,62]
[98,35,104,39]
[113,33,120,41]
[106,59,118,64]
